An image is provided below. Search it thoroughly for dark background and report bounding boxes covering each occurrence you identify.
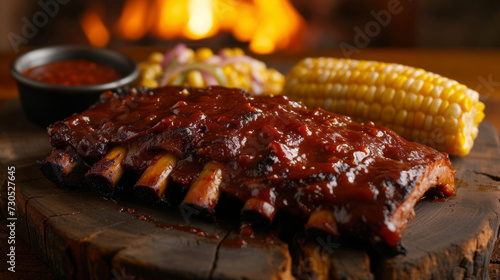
[1,0,500,52]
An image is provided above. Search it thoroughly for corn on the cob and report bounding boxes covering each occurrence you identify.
[283,57,485,156]
[138,44,284,95]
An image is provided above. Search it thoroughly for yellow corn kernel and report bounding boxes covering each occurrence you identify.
[349,70,361,83]
[384,72,398,87]
[148,52,164,63]
[404,92,417,110]
[233,48,244,56]
[476,102,485,112]
[381,88,395,105]
[445,103,462,118]
[445,135,456,150]
[340,70,352,84]
[414,112,426,129]
[405,112,415,128]
[186,70,205,87]
[356,71,369,84]
[424,115,433,131]
[318,69,330,83]
[316,84,326,98]
[456,133,466,148]
[420,81,434,96]
[420,96,433,114]
[364,86,376,103]
[449,91,465,103]
[221,47,234,56]
[393,89,406,110]
[419,131,429,142]
[438,100,450,115]
[356,85,369,100]
[433,115,445,128]
[329,100,338,112]
[347,84,359,99]
[395,110,407,126]
[142,79,158,88]
[444,118,459,134]
[346,99,357,115]
[369,103,382,120]
[355,60,368,70]
[412,95,424,111]
[393,75,407,89]
[375,72,386,87]
[431,85,444,98]
[381,105,396,123]
[355,101,366,117]
[432,76,444,86]
[374,86,386,102]
[461,98,473,111]
[362,104,370,119]
[336,99,347,115]
[428,98,442,115]
[440,87,455,100]
[409,78,424,93]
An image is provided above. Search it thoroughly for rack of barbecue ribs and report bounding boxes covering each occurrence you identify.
[39,86,455,252]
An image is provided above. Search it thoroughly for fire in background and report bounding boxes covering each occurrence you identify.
[110,0,304,54]
[2,0,500,53]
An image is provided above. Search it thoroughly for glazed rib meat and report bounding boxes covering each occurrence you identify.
[40,86,455,249]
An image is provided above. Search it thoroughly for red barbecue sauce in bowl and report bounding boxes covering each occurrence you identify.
[23,59,122,86]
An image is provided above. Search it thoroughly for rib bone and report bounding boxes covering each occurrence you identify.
[38,147,79,186]
[305,209,338,237]
[134,153,177,202]
[241,198,277,225]
[85,146,127,197]
[181,161,224,214]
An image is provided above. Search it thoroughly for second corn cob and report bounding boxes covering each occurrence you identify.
[283,57,485,156]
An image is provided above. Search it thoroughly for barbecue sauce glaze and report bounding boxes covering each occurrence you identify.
[48,86,455,247]
[23,59,121,86]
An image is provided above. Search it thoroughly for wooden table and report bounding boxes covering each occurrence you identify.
[1,48,500,279]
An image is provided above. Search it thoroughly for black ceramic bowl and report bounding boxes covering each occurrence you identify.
[10,45,139,127]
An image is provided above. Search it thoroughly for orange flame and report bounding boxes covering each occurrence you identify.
[112,0,304,53]
[114,0,150,40]
[80,6,110,47]
[185,0,218,39]
[250,0,303,54]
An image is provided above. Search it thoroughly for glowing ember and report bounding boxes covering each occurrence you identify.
[253,0,304,53]
[113,0,305,54]
[114,0,150,40]
[80,6,110,48]
[152,0,188,39]
[186,0,216,39]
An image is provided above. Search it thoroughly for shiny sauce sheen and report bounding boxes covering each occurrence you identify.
[23,59,121,86]
[48,86,450,245]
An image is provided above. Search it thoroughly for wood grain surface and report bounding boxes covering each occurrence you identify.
[0,98,499,280]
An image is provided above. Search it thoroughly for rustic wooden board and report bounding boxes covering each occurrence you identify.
[1,99,499,280]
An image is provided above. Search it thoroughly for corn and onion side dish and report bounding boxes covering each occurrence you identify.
[137,44,284,96]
